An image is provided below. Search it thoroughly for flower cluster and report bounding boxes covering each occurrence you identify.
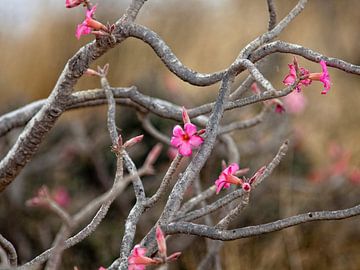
[215,163,266,194]
[128,226,181,270]
[170,107,204,156]
[65,1,111,39]
[283,58,331,94]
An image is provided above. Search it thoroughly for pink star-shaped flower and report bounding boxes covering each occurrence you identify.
[170,123,204,156]
[215,163,242,194]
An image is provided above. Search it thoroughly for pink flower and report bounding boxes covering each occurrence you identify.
[65,0,84,8]
[128,245,158,270]
[215,163,243,194]
[75,5,107,40]
[308,60,331,94]
[52,187,70,208]
[98,267,106,270]
[170,108,204,156]
[128,228,181,269]
[170,124,203,156]
[283,63,312,92]
[215,164,266,194]
[283,58,331,94]
[283,90,307,114]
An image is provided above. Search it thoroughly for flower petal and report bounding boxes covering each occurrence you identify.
[170,136,183,148]
[172,125,184,137]
[184,123,197,136]
[189,135,203,147]
[178,142,192,156]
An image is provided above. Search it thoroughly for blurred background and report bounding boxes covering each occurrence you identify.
[0,0,359,269]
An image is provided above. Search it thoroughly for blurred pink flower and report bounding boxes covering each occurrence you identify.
[98,267,106,270]
[170,108,204,156]
[52,187,71,208]
[65,0,84,8]
[308,60,331,94]
[348,169,360,184]
[283,90,307,114]
[215,163,242,194]
[75,5,106,40]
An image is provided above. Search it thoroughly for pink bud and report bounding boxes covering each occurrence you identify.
[166,252,182,262]
[84,68,100,77]
[123,135,144,149]
[242,182,251,192]
[156,226,167,258]
[182,107,191,124]
[145,144,163,166]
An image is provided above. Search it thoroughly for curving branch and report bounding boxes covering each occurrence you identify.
[0,234,17,267]
[165,204,360,240]
[266,0,277,31]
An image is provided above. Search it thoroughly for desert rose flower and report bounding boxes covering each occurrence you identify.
[128,227,181,269]
[215,164,266,194]
[128,245,159,270]
[75,5,107,39]
[170,107,204,156]
[283,58,331,94]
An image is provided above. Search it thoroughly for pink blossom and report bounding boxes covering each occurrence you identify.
[128,245,158,270]
[52,187,70,208]
[283,59,331,94]
[283,90,307,114]
[128,229,181,269]
[283,63,312,92]
[215,163,243,194]
[170,123,203,156]
[75,5,106,40]
[98,267,106,270]
[308,60,331,94]
[215,164,266,194]
[65,0,84,8]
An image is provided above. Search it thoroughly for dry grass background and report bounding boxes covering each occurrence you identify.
[0,0,359,269]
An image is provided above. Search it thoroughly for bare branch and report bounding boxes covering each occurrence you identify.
[266,0,277,31]
[250,40,360,75]
[165,204,360,240]
[0,234,17,267]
